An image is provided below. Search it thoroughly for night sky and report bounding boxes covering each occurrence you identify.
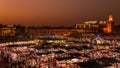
[0,0,120,26]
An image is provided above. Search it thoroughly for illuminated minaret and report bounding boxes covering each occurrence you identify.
[103,13,114,33]
[108,14,113,22]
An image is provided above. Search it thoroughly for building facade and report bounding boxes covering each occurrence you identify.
[25,26,72,36]
[0,25,25,37]
[73,14,114,36]
[0,14,114,37]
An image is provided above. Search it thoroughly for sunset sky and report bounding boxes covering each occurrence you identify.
[0,0,120,26]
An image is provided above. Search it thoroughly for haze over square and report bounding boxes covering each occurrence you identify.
[0,0,120,26]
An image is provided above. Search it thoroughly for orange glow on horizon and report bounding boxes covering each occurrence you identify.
[0,0,119,26]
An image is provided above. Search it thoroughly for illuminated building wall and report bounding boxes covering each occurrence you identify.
[1,25,16,37]
[0,25,25,37]
[75,14,114,35]
[25,27,72,36]
[74,21,101,34]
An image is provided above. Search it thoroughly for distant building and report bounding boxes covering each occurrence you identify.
[74,14,114,36]
[103,14,114,34]
[75,21,101,34]
[0,25,16,37]
[74,21,107,35]
[0,14,115,37]
[14,25,25,36]
[0,25,25,37]
[25,26,72,36]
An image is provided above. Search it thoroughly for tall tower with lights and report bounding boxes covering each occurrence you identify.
[103,13,114,34]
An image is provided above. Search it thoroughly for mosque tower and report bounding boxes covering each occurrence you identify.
[108,14,113,22]
[103,13,114,34]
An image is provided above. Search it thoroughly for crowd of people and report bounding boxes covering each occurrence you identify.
[0,36,120,68]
